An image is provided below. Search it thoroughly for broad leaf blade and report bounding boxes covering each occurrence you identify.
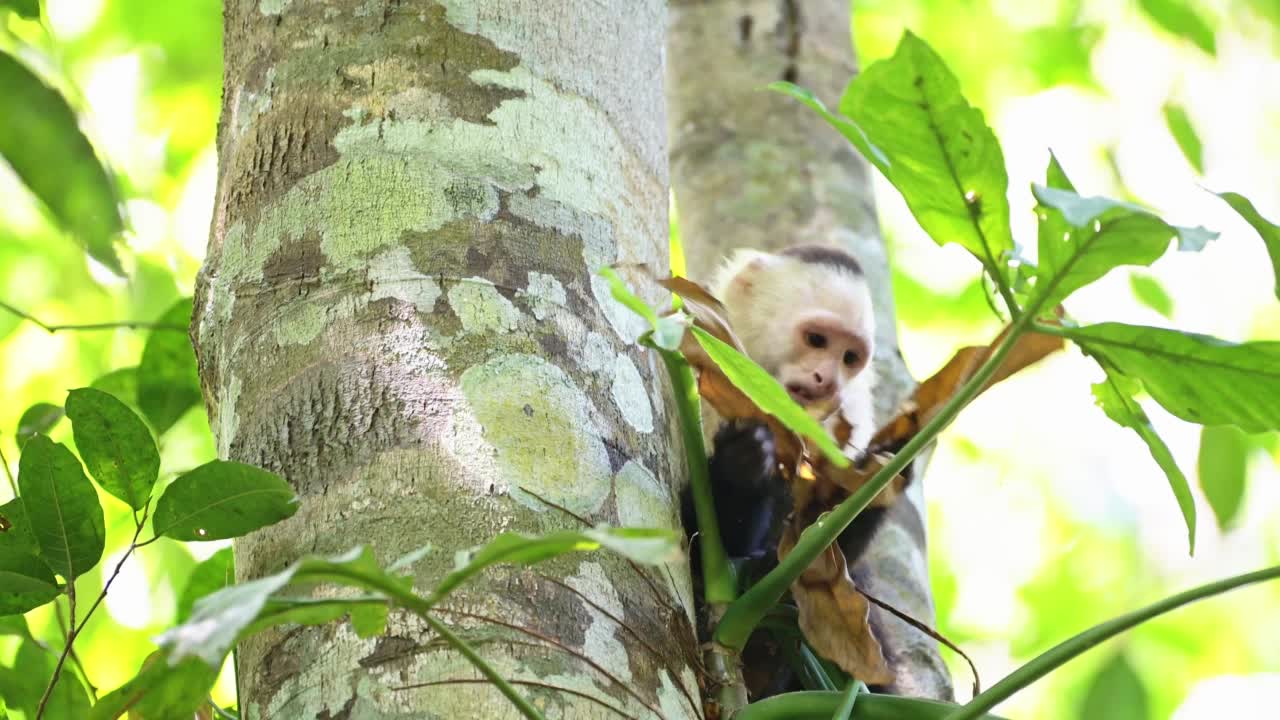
[138,299,202,434]
[770,81,889,174]
[1197,425,1250,531]
[89,653,218,720]
[1092,372,1196,553]
[839,32,1014,278]
[17,436,106,579]
[65,387,160,510]
[0,52,124,274]
[175,546,234,622]
[430,527,680,605]
[0,549,58,615]
[691,326,848,465]
[15,402,63,446]
[152,460,298,541]
[1070,322,1280,433]
[1215,191,1280,301]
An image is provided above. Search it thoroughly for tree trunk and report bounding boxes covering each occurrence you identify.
[194,2,700,718]
[667,0,954,701]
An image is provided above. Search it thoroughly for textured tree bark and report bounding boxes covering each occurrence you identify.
[668,0,954,701]
[194,2,700,718]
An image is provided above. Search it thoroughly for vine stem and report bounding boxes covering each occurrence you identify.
[942,564,1280,720]
[0,441,15,496]
[0,300,186,334]
[714,297,1045,651]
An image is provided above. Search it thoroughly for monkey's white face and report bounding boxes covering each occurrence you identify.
[714,250,876,421]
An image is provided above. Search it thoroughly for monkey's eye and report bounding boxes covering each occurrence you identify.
[843,350,860,366]
[805,332,827,349]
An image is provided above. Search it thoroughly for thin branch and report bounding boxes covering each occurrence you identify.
[393,678,638,720]
[859,588,980,697]
[0,441,16,496]
[55,602,98,701]
[0,300,187,334]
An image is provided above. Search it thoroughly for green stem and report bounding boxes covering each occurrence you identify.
[732,691,1007,720]
[830,680,862,720]
[715,305,1043,650]
[660,351,735,603]
[942,564,1280,720]
[305,566,546,720]
[0,441,16,496]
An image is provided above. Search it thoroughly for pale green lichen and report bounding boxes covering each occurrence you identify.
[566,561,633,682]
[523,271,566,321]
[447,278,521,335]
[216,373,242,457]
[274,303,328,346]
[659,669,699,719]
[258,0,292,16]
[580,332,615,373]
[613,460,673,529]
[459,354,610,516]
[610,354,653,433]
[369,246,442,312]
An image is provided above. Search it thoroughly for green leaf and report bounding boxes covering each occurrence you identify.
[1046,151,1077,192]
[89,654,218,720]
[0,641,91,718]
[691,326,848,466]
[1079,652,1151,720]
[158,547,389,667]
[17,435,106,579]
[152,460,298,541]
[1162,103,1203,174]
[1138,0,1216,55]
[1215,191,1280,301]
[1092,371,1196,554]
[1128,273,1175,318]
[1197,425,1250,531]
[429,527,681,606]
[176,546,234,622]
[0,52,124,274]
[349,602,389,638]
[1031,185,1216,308]
[597,267,684,351]
[769,81,889,175]
[91,366,140,404]
[0,1,40,20]
[0,615,39,644]
[65,387,160,510]
[1069,322,1280,432]
[0,497,38,555]
[838,32,1014,279]
[0,546,57,615]
[137,298,201,434]
[15,402,63,446]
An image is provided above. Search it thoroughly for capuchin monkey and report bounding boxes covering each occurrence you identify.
[690,244,883,564]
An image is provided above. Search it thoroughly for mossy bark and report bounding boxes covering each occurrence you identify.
[195,2,699,717]
[668,0,954,701]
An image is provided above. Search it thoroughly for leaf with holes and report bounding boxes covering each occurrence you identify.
[152,460,298,541]
[138,299,202,435]
[0,52,123,273]
[1031,185,1216,309]
[66,387,160,510]
[838,31,1014,282]
[17,436,105,579]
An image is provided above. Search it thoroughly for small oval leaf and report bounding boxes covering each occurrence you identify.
[65,387,160,510]
[15,402,63,446]
[17,435,106,580]
[152,461,298,541]
[138,299,202,435]
[1197,425,1250,531]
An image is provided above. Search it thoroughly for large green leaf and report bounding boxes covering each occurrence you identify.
[1197,425,1250,531]
[0,545,57,615]
[176,546,234,622]
[1068,322,1280,432]
[0,1,40,19]
[65,387,160,510]
[0,52,124,274]
[1138,0,1216,55]
[152,460,298,541]
[1162,103,1203,173]
[137,298,202,434]
[428,527,680,606]
[1215,191,1280,301]
[89,653,218,720]
[1078,652,1151,720]
[838,32,1013,279]
[1092,371,1196,553]
[17,436,106,580]
[15,402,63,447]
[691,326,848,466]
[1031,185,1216,308]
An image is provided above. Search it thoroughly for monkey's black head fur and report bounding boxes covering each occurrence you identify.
[779,244,864,277]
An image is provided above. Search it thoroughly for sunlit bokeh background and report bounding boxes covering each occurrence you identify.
[1,0,1277,717]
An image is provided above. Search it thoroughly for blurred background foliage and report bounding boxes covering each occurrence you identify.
[0,0,1276,717]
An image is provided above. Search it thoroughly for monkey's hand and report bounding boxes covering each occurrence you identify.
[707,419,791,560]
